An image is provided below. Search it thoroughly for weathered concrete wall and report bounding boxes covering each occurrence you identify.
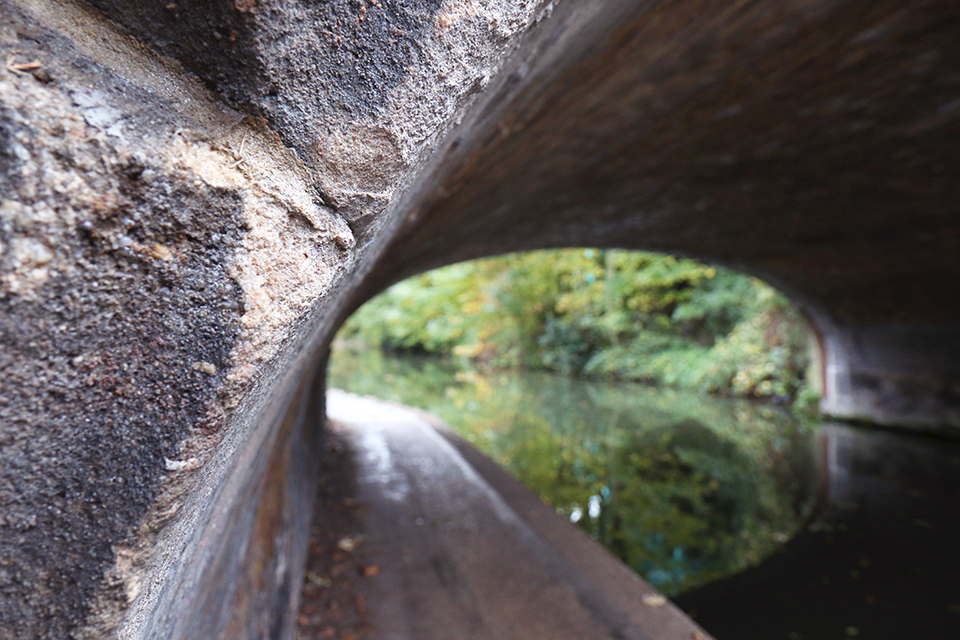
[820,324,960,430]
[2,0,959,637]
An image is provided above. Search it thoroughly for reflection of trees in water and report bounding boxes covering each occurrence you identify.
[328,345,819,597]
[522,418,818,596]
[598,420,761,594]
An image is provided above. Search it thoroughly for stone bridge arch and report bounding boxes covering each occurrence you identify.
[1,0,958,637]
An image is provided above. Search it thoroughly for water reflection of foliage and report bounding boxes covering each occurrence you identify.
[329,346,818,596]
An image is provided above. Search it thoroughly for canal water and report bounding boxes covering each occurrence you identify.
[328,343,960,639]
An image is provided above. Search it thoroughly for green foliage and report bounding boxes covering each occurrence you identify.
[343,263,481,353]
[341,249,816,404]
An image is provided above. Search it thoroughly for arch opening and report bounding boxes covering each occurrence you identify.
[337,248,822,409]
[298,248,960,640]
[307,249,823,631]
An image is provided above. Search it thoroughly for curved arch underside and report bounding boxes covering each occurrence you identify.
[1,0,959,637]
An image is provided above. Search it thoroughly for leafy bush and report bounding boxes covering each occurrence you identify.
[341,249,817,406]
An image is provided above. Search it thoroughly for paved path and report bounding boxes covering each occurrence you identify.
[326,390,712,640]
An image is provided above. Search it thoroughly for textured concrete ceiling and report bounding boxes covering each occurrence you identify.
[369,0,960,329]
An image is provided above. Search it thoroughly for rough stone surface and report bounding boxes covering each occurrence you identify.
[1,0,960,637]
[85,0,546,240]
[0,1,356,636]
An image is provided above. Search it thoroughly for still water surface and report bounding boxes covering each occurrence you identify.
[329,343,820,597]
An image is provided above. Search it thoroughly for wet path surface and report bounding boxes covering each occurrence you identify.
[298,390,712,640]
[675,424,960,639]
